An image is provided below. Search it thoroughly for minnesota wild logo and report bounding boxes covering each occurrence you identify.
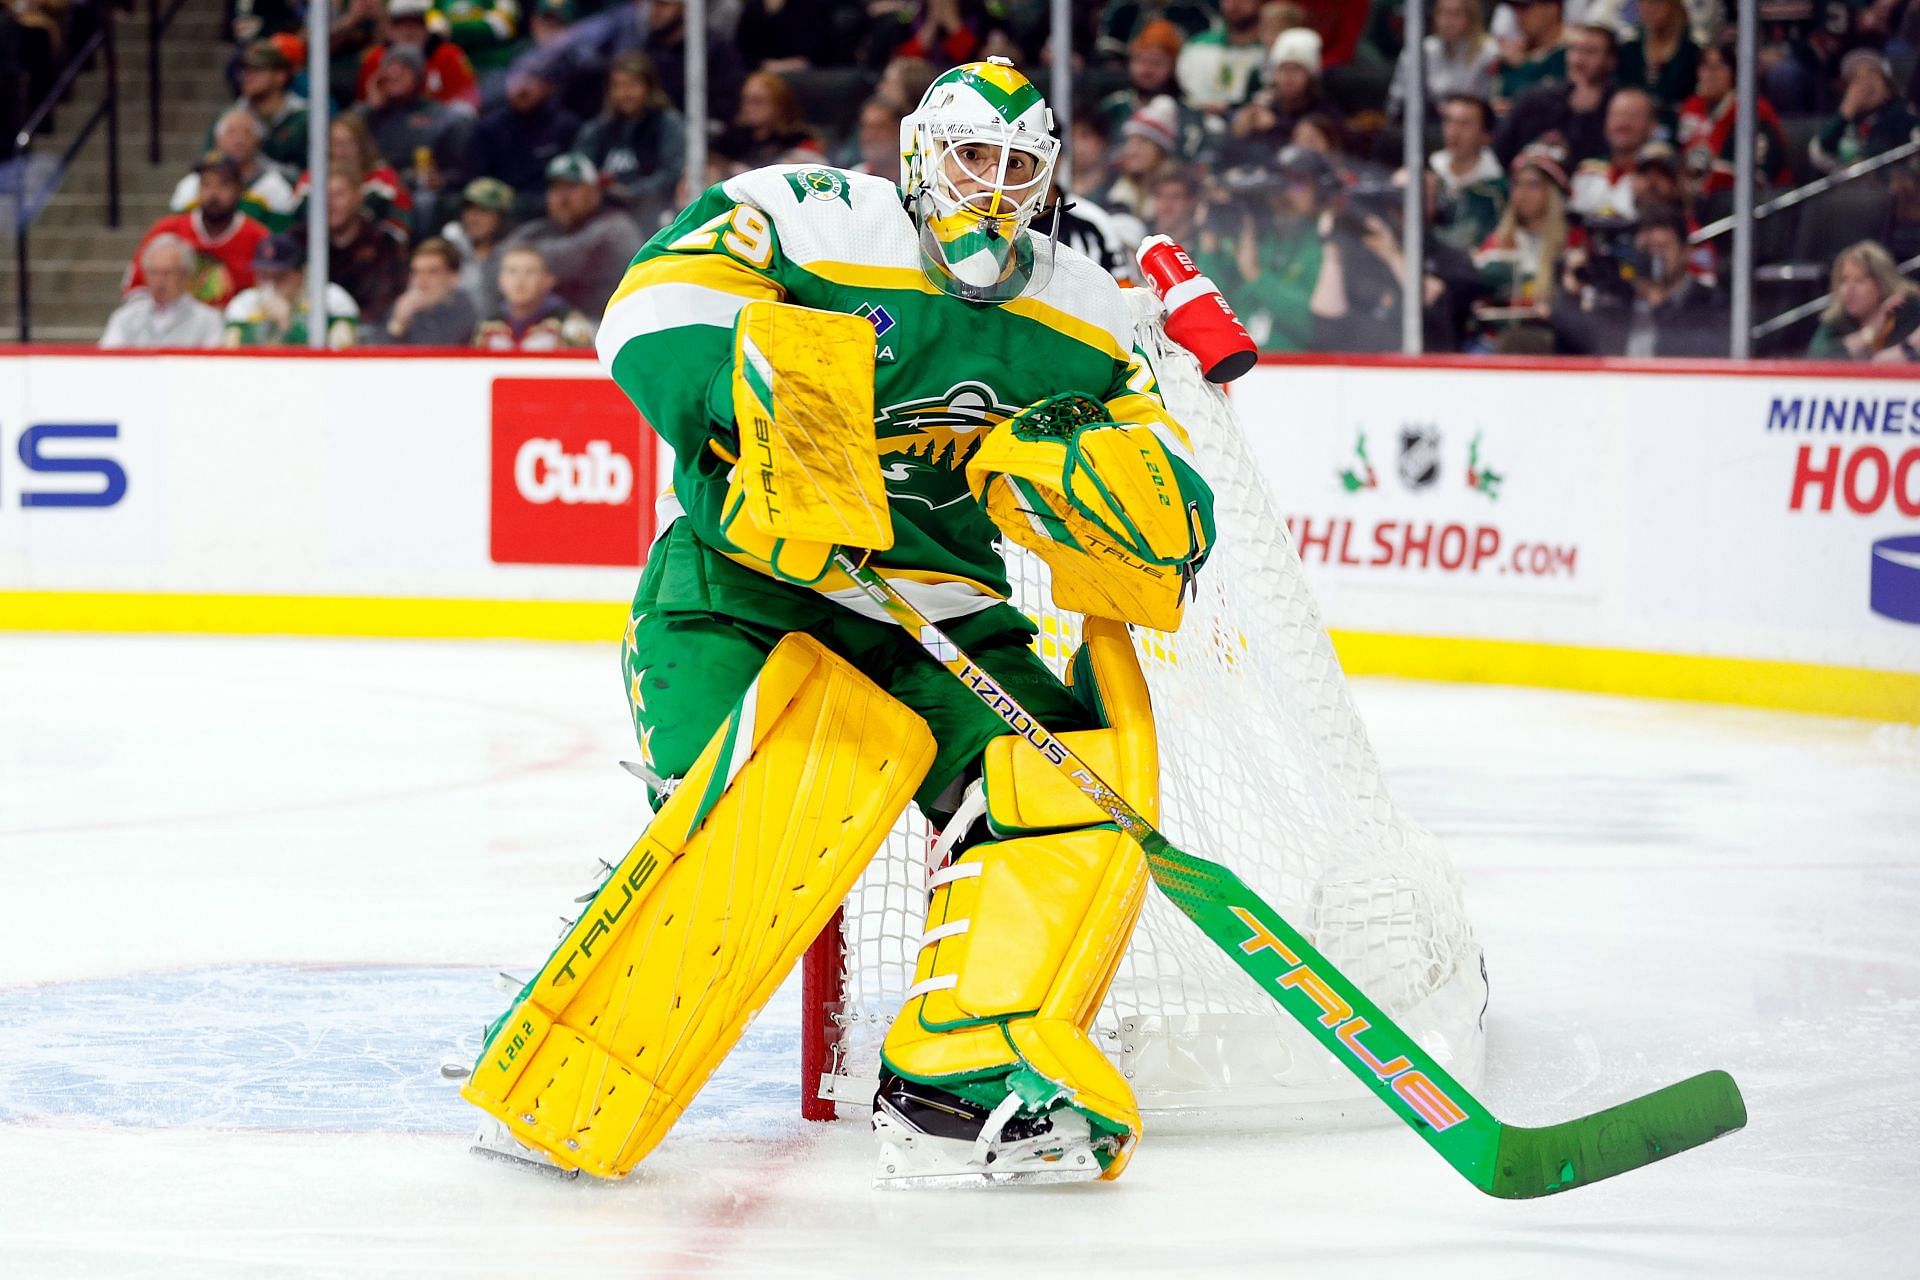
[874,380,1021,509]
[1466,431,1503,500]
[785,167,852,205]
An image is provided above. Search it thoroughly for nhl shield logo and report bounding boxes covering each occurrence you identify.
[1399,424,1441,490]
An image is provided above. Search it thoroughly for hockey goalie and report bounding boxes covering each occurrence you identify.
[463,58,1217,1188]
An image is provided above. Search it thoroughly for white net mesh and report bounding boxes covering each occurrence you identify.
[818,293,1486,1124]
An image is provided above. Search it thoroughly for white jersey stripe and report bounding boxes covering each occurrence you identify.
[595,282,758,370]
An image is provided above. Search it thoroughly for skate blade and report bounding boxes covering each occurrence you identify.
[872,1162,1100,1190]
[469,1141,582,1181]
[469,1118,582,1181]
[871,1115,1101,1190]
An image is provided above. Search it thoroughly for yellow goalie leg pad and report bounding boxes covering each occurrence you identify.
[881,828,1151,1179]
[882,620,1159,1179]
[721,299,891,584]
[981,617,1159,835]
[462,633,933,1177]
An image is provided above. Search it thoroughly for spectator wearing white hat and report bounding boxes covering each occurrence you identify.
[1104,96,1183,219]
[1225,26,1333,168]
[100,235,226,349]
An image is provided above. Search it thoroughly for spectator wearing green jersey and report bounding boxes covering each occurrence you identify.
[1493,0,1568,111]
[173,109,298,233]
[1811,51,1920,174]
[1429,94,1506,252]
[1613,0,1700,118]
[214,40,310,179]
[441,0,524,76]
[1208,144,1332,352]
[1807,240,1920,362]
[223,234,361,349]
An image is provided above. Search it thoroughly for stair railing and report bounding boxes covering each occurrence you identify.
[10,2,120,343]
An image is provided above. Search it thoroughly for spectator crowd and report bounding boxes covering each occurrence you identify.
[97,0,1920,361]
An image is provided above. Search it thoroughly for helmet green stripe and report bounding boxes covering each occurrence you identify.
[931,65,1045,124]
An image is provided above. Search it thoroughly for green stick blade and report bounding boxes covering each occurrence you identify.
[1484,1070,1748,1199]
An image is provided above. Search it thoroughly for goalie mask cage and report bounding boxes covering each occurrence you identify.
[800,291,1487,1125]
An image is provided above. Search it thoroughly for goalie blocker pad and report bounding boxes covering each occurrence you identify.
[720,300,891,585]
[880,619,1157,1180]
[462,634,934,1178]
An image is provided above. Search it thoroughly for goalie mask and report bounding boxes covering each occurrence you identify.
[901,58,1062,304]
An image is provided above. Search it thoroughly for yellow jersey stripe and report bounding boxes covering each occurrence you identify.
[609,253,783,307]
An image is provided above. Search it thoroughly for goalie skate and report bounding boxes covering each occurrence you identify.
[468,1115,580,1181]
[870,1072,1102,1189]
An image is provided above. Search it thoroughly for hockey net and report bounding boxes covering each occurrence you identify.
[801,291,1487,1125]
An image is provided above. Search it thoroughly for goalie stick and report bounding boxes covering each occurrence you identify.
[829,548,1747,1199]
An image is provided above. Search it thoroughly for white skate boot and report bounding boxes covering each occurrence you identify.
[870,1070,1104,1189]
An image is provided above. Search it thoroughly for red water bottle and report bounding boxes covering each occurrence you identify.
[1136,234,1258,384]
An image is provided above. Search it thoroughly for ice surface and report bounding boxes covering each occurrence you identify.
[2,634,1916,1277]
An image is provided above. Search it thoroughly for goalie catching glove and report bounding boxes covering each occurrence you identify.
[967,393,1216,632]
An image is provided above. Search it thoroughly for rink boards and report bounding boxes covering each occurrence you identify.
[0,348,1914,719]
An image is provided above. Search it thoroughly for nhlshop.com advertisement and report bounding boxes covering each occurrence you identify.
[1251,382,1594,598]
[1231,362,1919,677]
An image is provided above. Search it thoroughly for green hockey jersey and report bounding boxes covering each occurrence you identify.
[596,163,1187,624]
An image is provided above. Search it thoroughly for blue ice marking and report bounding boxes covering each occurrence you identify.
[0,964,802,1136]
